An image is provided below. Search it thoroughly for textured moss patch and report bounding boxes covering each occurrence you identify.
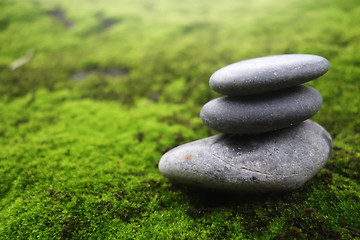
[1,91,359,239]
[1,0,360,239]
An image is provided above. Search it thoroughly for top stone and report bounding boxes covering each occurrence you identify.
[210,54,330,96]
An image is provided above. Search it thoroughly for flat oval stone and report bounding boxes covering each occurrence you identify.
[200,85,322,134]
[158,120,332,192]
[210,54,330,96]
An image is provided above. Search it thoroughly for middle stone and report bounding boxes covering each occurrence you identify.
[200,85,322,134]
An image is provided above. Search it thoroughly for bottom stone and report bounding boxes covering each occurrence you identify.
[158,120,332,192]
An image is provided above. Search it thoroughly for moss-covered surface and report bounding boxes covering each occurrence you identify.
[1,0,360,239]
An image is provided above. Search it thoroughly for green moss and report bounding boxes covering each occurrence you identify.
[1,0,360,239]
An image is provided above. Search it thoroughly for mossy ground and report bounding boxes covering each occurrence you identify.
[1,0,360,239]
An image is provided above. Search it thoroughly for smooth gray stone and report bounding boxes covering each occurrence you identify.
[210,54,330,96]
[200,85,322,134]
[158,120,332,192]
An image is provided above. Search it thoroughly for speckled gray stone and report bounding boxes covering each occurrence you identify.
[200,85,322,134]
[210,54,330,96]
[158,120,332,192]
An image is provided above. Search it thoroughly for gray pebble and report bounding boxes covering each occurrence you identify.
[158,120,332,192]
[200,85,322,134]
[210,54,330,96]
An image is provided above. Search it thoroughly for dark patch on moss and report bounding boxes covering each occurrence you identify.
[248,219,270,236]
[274,227,303,239]
[343,225,360,238]
[160,145,172,154]
[353,122,360,133]
[72,68,129,81]
[106,189,145,223]
[113,190,127,201]
[315,169,333,185]
[158,199,166,207]
[282,212,341,239]
[65,148,71,156]
[186,208,203,219]
[0,19,10,31]
[48,189,73,204]
[94,12,122,31]
[109,206,144,223]
[150,92,159,102]
[46,6,74,29]
[12,117,29,127]
[174,132,185,145]
[49,189,56,197]
[279,187,310,204]
[99,18,120,31]
[129,171,146,176]
[233,198,282,236]
[136,131,144,142]
[98,200,113,211]
[61,215,90,239]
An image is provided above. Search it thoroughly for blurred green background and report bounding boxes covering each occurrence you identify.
[1,0,360,239]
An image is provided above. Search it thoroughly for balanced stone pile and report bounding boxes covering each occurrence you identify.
[159,54,332,192]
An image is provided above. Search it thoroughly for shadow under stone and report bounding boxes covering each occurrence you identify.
[167,175,319,213]
[170,183,299,209]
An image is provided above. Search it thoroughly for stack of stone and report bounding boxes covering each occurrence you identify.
[159,54,332,192]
